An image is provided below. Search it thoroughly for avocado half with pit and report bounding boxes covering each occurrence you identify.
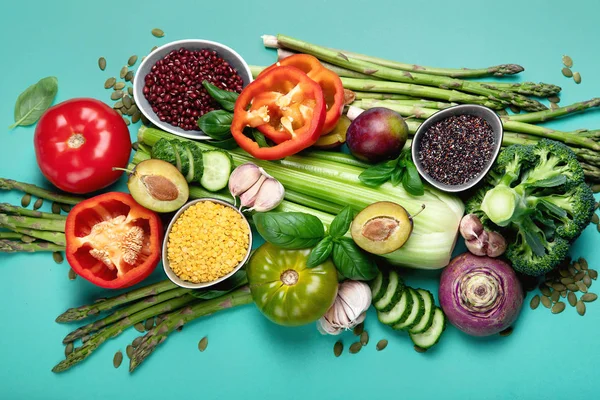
[127,159,189,213]
[351,201,413,255]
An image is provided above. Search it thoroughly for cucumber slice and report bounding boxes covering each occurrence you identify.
[377,287,412,326]
[393,288,424,331]
[370,270,388,303]
[409,289,435,334]
[373,270,404,312]
[409,307,446,349]
[200,150,233,191]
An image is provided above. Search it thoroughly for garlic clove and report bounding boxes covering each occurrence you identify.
[248,177,285,212]
[459,214,485,241]
[228,163,263,197]
[317,280,373,335]
[486,230,507,257]
[465,230,489,256]
[239,175,267,208]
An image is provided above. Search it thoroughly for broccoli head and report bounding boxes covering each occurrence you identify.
[466,139,594,276]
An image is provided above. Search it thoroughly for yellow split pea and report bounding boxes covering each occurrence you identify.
[167,201,250,283]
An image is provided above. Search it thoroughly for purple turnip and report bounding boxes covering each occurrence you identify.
[439,253,523,337]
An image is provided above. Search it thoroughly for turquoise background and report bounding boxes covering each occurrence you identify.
[1,0,599,399]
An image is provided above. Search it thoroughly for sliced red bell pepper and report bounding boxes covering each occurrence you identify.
[231,65,326,160]
[260,54,345,134]
[65,192,163,289]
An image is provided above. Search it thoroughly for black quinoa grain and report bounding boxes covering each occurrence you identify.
[418,115,495,186]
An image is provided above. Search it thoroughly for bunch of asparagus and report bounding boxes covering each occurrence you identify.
[254,35,600,182]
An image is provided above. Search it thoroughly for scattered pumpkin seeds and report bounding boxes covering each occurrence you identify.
[128,55,138,66]
[125,71,134,82]
[548,95,560,103]
[111,90,124,100]
[579,258,588,270]
[132,336,143,348]
[588,269,597,280]
[104,77,116,89]
[126,345,134,359]
[413,345,427,353]
[98,57,107,71]
[560,290,567,298]
[198,336,208,352]
[580,293,596,302]
[144,317,154,331]
[583,275,592,288]
[551,301,566,314]
[349,342,362,354]
[120,66,128,79]
[540,285,552,297]
[558,268,570,278]
[68,268,77,280]
[567,283,579,292]
[576,281,588,293]
[60,204,71,213]
[592,214,599,224]
[123,116,131,126]
[51,202,61,214]
[151,28,165,38]
[574,261,582,271]
[376,339,388,351]
[530,295,540,309]
[561,67,573,78]
[550,290,560,303]
[499,327,513,337]
[20,193,31,207]
[132,111,142,124]
[113,101,123,109]
[541,295,552,308]
[353,322,364,336]
[52,251,64,264]
[576,301,586,316]
[509,105,521,114]
[134,322,145,333]
[122,95,132,109]
[333,340,343,357]
[562,55,573,68]
[114,82,126,90]
[573,72,581,84]
[64,342,74,357]
[561,277,574,285]
[574,271,586,281]
[568,291,577,307]
[128,86,134,96]
[151,46,158,52]
[33,198,43,210]
[552,283,566,292]
[550,102,559,110]
[113,350,123,368]
[360,331,369,346]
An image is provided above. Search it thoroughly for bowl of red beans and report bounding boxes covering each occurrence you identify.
[133,39,252,139]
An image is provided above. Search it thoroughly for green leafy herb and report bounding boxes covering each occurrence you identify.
[202,80,238,112]
[402,161,424,196]
[358,159,397,187]
[332,237,378,280]
[329,205,354,238]
[9,76,58,129]
[197,110,233,139]
[253,212,325,249]
[358,152,424,196]
[307,236,333,268]
[207,137,239,150]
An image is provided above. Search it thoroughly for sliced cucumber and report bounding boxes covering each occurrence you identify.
[409,307,446,349]
[393,288,424,331]
[409,289,435,334]
[377,287,412,326]
[373,270,404,312]
[200,150,233,191]
[370,270,388,303]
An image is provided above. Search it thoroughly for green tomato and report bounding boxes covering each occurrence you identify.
[247,242,339,327]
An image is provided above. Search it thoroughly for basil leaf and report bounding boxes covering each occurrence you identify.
[329,205,354,238]
[251,129,270,148]
[202,80,238,112]
[253,212,325,249]
[190,269,248,299]
[332,237,378,281]
[197,110,233,138]
[207,137,239,150]
[402,160,424,196]
[10,76,58,129]
[306,236,333,268]
[358,159,397,188]
[390,165,404,186]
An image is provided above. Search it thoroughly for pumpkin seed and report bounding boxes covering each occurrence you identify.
[51,202,61,214]
[122,95,132,109]
[113,101,123,109]
[579,258,588,270]
[413,345,427,353]
[562,67,573,77]
[125,106,136,116]
[596,202,600,210]
[128,55,138,66]
[125,71,134,82]
[558,268,571,278]
[68,268,77,280]
[144,317,154,331]
[567,283,579,292]
[349,342,362,354]
[33,198,43,210]
[98,57,107,71]
[60,204,71,213]
[560,290,567,298]
[128,86,133,96]
[574,262,581,271]
[576,281,588,293]
[104,77,116,89]
[120,66,128,79]
[574,271,586,281]
[550,290,560,303]
[541,295,552,308]
[376,339,388,351]
[580,293,597,302]
[569,266,578,275]
[592,214,599,224]
[573,72,581,84]
[111,90,124,101]
[198,336,208,352]
[126,345,134,359]
[540,285,552,297]
[113,350,123,368]
[333,341,343,357]
[20,193,31,207]
[132,111,142,124]
[132,336,143,348]
[509,105,521,114]
[551,301,566,314]
[123,116,131,126]
[550,102,559,110]
[52,251,64,264]
[360,331,369,346]
[548,95,560,103]
[114,82,125,90]
[530,295,540,309]
[353,322,364,336]
[562,55,573,68]
[568,291,577,307]
[141,114,150,125]
[150,46,158,52]
[134,322,145,333]
[64,342,74,357]
[597,224,600,233]
[499,327,513,337]
[552,283,566,291]
[576,301,586,316]
[588,269,597,280]
[583,275,592,288]
[151,28,165,38]
[561,277,574,285]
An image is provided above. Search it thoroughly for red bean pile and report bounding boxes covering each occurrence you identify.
[143,48,243,131]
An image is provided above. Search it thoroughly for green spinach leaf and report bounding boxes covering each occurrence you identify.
[253,212,325,249]
[332,237,378,281]
[202,80,238,112]
[306,236,333,268]
[402,160,424,196]
[197,110,233,138]
[329,206,354,238]
[10,76,58,129]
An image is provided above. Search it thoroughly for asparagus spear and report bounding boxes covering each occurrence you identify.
[52,294,197,373]
[0,213,65,232]
[0,240,64,252]
[0,179,84,205]
[0,225,65,246]
[63,287,192,343]
[0,203,67,220]
[56,279,179,322]
[274,34,546,111]
[353,92,419,101]
[0,232,35,241]
[129,287,253,372]
[479,81,561,97]
[502,98,600,123]
[262,34,524,78]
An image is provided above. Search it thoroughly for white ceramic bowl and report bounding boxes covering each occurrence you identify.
[133,39,252,140]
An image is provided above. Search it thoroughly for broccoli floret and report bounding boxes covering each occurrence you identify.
[465,140,591,276]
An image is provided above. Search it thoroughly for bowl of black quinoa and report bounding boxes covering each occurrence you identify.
[411,104,503,193]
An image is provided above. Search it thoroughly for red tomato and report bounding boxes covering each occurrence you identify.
[34,98,132,194]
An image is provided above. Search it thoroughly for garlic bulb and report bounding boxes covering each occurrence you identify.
[317,280,372,335]
[249,178,285,212]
